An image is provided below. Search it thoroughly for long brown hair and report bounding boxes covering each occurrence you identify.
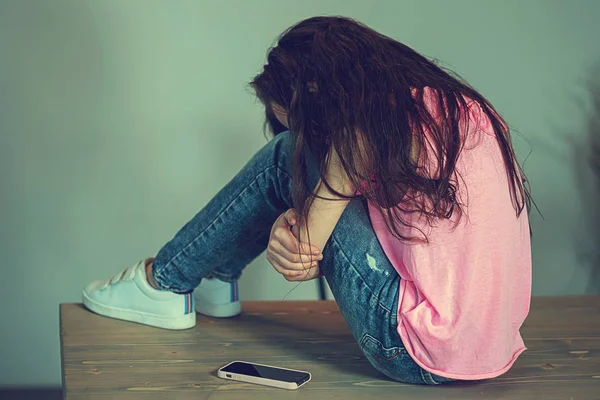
[248,15,531,242]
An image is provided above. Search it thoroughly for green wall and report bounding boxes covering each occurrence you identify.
[0,0,598,388]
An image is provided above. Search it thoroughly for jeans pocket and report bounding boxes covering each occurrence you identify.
[358,333,414,383]
[360,333,405,361]
[359,333,455,385]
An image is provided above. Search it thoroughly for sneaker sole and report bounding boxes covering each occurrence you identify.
[195,300,241,318]
[82,290,196,330]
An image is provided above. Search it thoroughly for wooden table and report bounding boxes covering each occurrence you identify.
[60,297,600,399]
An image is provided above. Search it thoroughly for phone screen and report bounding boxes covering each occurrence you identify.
[221,362,310,384]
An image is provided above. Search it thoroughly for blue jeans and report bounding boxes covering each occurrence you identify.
[151,130,453,385]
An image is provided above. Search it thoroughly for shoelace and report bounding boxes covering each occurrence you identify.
[100,263,138,290]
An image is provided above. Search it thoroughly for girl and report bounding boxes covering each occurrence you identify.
[83,16,532,385]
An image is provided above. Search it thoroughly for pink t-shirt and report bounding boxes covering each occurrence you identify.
[367,88,532,380]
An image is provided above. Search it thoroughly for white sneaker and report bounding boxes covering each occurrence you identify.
[82,259,196,330]
[194,277,241,318]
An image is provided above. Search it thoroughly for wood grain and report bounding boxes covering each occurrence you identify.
[60,297,600,399]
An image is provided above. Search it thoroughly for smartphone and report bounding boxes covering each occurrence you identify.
[217,361,311,390]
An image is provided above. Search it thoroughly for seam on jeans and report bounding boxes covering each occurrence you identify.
[360,334,417,384]
[153,268,178,292]
[377,299,392,314]
[331,236,393,313]
[390,305,398,327]
[361,333,406,356]
[375,350,400,361]
[420,368,441,385]
[360,334,406,383]
[160,164,290,275]
[153,269,193,294]
[210,270,238,282]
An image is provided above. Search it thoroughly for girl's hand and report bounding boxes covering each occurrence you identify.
[267,209,323,281]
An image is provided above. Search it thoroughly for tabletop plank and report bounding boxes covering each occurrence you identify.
[60,297,600,399]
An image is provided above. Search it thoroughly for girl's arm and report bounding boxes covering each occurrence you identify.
[293,149,356,253]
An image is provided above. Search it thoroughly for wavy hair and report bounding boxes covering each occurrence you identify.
[248,15,531,242]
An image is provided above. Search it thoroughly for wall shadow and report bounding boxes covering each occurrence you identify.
[575,66,600,293]
[517,64,600,295]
